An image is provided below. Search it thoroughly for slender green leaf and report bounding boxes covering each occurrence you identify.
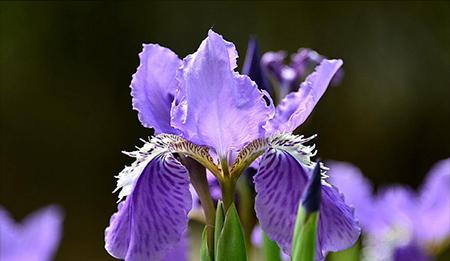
[201,226,212,261]
[262,232,282,261]
[291,208,319,261]
[215,200,225,259]
[216,203,247,261]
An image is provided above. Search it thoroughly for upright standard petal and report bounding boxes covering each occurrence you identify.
[131,44,181,134]
[171,30,273,156]
[264,59,342,134]
[105,153,192,261]
[0,206,63,261]
[242,37,272,96]
[254,148,360,260]
[416,158,450,245]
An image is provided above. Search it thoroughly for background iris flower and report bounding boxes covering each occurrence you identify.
[0,205,63,261]
[104,30,360,261]
[328,158,450,261]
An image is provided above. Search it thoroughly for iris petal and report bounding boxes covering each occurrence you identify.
[0,206,63,261]
[171,30,274,156]
[328,161,382,234]
[264,59,342,134]
[131,44,181,134]
[417,158,450,244]
[105,153,192,261]
[254,148,360,260]
[316,185,361,260]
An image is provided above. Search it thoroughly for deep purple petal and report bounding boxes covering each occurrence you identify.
[162,233,189,261]
[242,37,272,96]
[105,154,192,261]
[131,44,181,134]
[327,161,382,233]
[416,158,450,244]
[171,30,274,155]
[394,243,430,261]
[254,148,309,254]
[0,206,63,261]
[254,149,360,260]
[316,185,361,260]
[264,59,342,134]
[261,51,287,83]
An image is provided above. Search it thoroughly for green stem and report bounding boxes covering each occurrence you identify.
[237,175,256,247]
[179,155,216,258]
[220,178,236,213]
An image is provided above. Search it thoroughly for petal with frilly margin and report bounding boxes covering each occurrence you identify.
[254,149,360,260]
[105,153,192,261]
[254,148,309,254]
[327,161,383,234]
[171,30,274,156]
[316,185,361,260]
[264,59,342,134]
[131,44,181,134]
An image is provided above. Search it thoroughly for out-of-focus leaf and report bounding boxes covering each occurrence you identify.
[328,241,360,261]
[262,231,282,261]
[201,226,212,261]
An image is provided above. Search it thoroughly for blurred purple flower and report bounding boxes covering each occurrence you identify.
[0,205,63,261]
[328,159,450,261]
[252,47,343,103]
[105,30,359,261]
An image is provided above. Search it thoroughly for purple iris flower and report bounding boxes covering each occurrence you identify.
[260,48,343,103]
[328,159,450,261]
[0,205,63,261]
[105,30,359,261]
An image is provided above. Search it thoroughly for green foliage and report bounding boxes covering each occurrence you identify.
[291,207,319,261]
[328,241,360,261]
[214,201,225,260]
[262,232,282,261]
[201,226,212,261]
[216,203,248,261]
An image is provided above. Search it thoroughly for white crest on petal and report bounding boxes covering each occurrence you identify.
[113,134,182,202]
[269,133,331,186]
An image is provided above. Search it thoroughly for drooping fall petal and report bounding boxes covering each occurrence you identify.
[105,153,192,261]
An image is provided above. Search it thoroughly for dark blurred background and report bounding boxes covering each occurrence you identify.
[1,1,449,260]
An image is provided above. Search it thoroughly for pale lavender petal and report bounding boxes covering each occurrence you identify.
[377,186,417,237]
[105,154,192,261]
[416,158,450,244]
[162,233,189,261]
[327,161,381,233]
[0,207,17,259]
[0,206,63,261]
[251,225,263,246]
[394,243,430,261]
[131,44,181,134]
[316,185,361,260]
[171,30,274,156]
[254,148,309,254]
[264,59,342,134]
